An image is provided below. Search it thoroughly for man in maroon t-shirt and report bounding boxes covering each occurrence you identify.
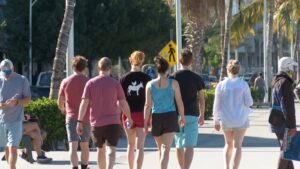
[58,56,90,169]
[77,57,132,169]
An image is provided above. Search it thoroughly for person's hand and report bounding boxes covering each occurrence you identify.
[5,99,18,108]
[0,102,8,109]
[76,123,83,135]
[60,107,66,115]
[179,115,185,128]
[289,128,297,137]
[198,116,205,127]
[126,117,133,127]
[214,124,221,131]
[143,125,149,135]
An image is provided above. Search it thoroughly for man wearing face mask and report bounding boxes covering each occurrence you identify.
[0,59,31,169]
[271,57,298,169]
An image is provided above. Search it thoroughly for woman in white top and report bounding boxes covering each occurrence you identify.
[213,60,253,169]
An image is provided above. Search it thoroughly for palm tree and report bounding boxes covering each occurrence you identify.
[181,0,218,74]
[231,0,300,81]
[275,0,300,81]
[219,0,233,80]
[265,0,275,87]
[172,0,240,78]
[49,0,75,99]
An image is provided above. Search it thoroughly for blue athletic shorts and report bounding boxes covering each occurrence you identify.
[175,116,199,148]
[0,121,23,147]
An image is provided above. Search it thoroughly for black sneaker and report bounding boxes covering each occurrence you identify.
[36,155,52,164]
[1,155,5,161]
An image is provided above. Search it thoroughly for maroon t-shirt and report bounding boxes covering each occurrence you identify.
[59,74,90,122]
[82,75,125,127]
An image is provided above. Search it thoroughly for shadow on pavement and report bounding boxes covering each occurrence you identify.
[45,160,97,166]
[197,133,278,148]
[117,133,278,149]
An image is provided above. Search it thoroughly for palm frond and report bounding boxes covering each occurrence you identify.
[230,0,263,47]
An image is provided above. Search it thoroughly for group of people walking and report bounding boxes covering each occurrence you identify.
[56,51,299,169]
[0,48,298,169]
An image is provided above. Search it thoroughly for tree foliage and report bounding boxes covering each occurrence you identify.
[3,0,174,65]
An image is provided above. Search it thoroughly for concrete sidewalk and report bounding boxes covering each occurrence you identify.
[1,104,300,169]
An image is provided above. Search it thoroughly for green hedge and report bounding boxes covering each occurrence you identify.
[204,88,258,119]
[204,90,215,119]
[25,98,66,148]
[250,87,259,102]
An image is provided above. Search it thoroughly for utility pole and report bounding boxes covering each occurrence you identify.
[263,0,268,102]
[175,0,182,71]
[29,0,39,85]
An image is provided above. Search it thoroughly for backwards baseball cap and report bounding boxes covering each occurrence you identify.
[278,57,298,72]
[0,59,14,70]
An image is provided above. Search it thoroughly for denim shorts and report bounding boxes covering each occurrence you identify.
[0,121,23,147]
[66,118,91,142]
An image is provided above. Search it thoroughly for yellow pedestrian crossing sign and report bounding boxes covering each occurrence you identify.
[159,40,177,67]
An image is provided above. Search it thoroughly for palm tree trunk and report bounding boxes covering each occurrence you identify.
[49,0,75,99]
[277,22,283,60]
[183,21,205,74]
[220,0,233,81]
[295,20,300,82]
[293,20,299,62]
[192,25,205,74]
[218,0,225,60]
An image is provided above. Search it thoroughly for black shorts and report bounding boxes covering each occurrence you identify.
[91,124,121,148]
[151,112,179,137]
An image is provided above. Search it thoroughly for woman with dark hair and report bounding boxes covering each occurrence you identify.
[144,56,185,169]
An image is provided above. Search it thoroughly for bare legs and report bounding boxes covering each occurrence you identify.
[176,147,194,169]
[68,141,89,168]
[23,122,43,156]
[80,142,90,166]
[223,129,247,169]
[125,127,146,169]
[154,132,175,169]
[5,146,18,169]
[69,142,79,167]
[97,145,117,169]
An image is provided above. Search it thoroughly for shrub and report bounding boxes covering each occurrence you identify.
[204,89,215,119]
[250,87,259,102]
[25,98,66,148]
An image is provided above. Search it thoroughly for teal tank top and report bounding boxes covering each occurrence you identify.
[150,79,176,114]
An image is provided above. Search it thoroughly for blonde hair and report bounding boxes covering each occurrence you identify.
[129,51,145,66]
[227,59,240,75]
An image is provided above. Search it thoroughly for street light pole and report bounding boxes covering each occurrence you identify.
[263,0,268,102]
[175,0,182,71]
[29,0,39,86]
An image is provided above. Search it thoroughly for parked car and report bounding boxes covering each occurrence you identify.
[200,74,210,89]
[31,71,51,100]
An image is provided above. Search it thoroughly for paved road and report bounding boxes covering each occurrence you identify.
[1,104,300,169]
